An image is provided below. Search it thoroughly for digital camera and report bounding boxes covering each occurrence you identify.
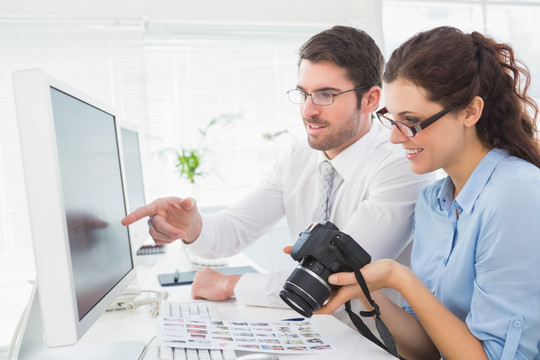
[279,221,371,318]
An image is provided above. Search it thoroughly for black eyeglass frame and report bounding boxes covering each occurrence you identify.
[376,104,457,137]
[287,86,367,106]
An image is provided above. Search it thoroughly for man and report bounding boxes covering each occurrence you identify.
[122,25,436,328]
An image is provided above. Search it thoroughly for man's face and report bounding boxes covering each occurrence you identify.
[297,60,368,159]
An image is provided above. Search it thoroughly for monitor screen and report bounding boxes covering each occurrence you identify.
[13,69,144,359]
[51,88,133,320]
[120,128,146,212]
[120,127,150,252]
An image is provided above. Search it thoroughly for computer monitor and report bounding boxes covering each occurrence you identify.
[120,127,150,251]
[12,69,145,359]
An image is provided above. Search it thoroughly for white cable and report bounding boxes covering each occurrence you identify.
[125,290,169,317]
[139,335,157,359]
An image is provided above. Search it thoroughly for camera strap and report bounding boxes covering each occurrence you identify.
[333,237,403,359]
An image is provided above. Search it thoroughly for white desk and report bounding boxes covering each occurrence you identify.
[79,242,396,359]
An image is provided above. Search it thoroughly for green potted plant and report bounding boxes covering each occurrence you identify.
[175,148,202,184]
[167,113,241,184]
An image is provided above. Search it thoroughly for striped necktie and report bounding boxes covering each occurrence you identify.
[313,160,334,223]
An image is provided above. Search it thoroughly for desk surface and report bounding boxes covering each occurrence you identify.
[80,242,395,359]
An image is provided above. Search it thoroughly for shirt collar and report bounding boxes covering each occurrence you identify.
[437,148,508,214]
[317,122,382,181]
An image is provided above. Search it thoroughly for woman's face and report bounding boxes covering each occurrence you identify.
[384,78,468,175]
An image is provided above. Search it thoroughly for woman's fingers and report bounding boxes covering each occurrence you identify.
[328,271,358,286]
[318,284,362,314]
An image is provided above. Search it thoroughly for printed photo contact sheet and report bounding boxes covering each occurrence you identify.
[157,316,334,354]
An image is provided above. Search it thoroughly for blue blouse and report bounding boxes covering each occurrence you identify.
[407,148,540,359]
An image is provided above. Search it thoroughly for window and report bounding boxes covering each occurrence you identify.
[484,3,540,96]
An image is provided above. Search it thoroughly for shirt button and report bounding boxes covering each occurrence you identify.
[513,321,522,328]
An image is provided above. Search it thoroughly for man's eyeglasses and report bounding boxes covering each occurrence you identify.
[376,104,457,137]
[287,86,366,106]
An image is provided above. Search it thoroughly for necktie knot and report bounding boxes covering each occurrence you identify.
[313,160,335,223]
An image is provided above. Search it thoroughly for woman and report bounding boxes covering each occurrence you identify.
[318,26,540,359]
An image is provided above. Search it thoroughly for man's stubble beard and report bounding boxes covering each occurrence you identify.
[305,111,362,152]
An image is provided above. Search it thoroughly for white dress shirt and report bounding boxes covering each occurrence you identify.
[187,122,438,328]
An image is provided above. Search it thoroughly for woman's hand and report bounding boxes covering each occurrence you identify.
[318,259,400,314]
[317,271,365,314]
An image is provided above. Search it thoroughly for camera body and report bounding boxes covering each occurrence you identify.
[279,221,371,317]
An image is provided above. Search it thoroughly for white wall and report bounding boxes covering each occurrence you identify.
[0,0,384,48]
[0,0,365,22]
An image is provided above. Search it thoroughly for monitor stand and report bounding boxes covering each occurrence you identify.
[9,281,146,360]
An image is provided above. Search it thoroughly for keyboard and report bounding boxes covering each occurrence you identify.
[137,244,167,256]
[157,347,236,360]
[160,300,220,320]
[184,249,228,268]
[147,300,236,360]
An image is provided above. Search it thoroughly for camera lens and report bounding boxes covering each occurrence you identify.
[279,259,332,318]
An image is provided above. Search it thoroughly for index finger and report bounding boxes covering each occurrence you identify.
[121,202,158,226]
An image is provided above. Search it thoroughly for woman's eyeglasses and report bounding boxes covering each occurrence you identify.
[376,104,457,137]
